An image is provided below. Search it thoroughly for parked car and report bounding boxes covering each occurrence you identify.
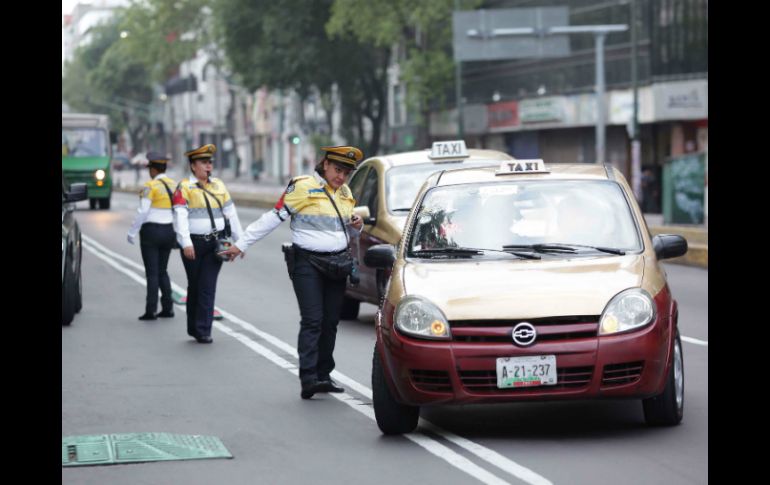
[365,160,688,434]
[342,140,511,319]
[62,178,88,325]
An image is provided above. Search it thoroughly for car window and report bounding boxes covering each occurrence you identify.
[359,169,379,217]
[408,180,642,253]
[385,161,499,213]
[348,166,370,202]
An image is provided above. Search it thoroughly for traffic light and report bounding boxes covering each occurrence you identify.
[288,134,300,145]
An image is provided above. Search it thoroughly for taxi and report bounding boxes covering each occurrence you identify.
[342,140,511,319]
[365,160,688,434]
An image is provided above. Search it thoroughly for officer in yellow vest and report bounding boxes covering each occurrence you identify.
[172,144,243,343]
[127,152,178,320]
[220,146,364,398]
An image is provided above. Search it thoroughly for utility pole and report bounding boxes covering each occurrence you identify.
[630,0,642,201]
[454,0,464,138]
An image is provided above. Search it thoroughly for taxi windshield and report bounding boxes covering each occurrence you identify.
[407,180,642,255]
[386,161,498,213]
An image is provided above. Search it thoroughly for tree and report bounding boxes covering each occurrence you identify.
[213,0,390,155]
[327,0,480,146]
[62,18,155,153]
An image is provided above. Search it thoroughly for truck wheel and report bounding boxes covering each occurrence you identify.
[99,198,111,210]
[89,199,97,210]
[372,347,419,434]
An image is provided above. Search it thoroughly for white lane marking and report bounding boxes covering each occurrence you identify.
[681,336,708,347]
[82,236,529,485]
[80,238,563,484]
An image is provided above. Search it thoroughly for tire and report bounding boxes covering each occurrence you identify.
[74,245,83,313]
[99,198,111,210]
[62,262,76,326]
[372,346,419,434]
[340,296,360,320]
[643,331,684,426]
[89,198,97,210]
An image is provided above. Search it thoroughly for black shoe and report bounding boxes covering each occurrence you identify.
[195,336,213,344]
[138,313,157,321]
[157,310,175,318]
[300,380,326,399]
[317,378,345,393]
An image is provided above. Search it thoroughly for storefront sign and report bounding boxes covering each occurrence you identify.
[487,101,519,129]
[519,97,566,123]
[654,80,708,120]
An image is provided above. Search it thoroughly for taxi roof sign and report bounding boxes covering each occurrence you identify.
[429,140,469,161]
[496,159,549,175]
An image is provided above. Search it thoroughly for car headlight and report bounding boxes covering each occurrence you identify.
[394,296,451,340]
[599,288,656,335]
[95,169,106,181]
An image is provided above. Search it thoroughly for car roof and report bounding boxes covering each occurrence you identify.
[434,163,615,187]
[364,148,514,170]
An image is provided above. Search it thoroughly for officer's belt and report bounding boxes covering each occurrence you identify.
[190,231,222,241]
[293,244,346,257]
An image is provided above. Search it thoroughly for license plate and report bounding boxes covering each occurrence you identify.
[496,355,557,389]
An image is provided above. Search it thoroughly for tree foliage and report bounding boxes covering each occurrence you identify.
[213,0,390,155]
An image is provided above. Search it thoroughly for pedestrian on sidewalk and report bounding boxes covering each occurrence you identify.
[127,152,178,321]
[172,144,244,344]
[219,146,364,399]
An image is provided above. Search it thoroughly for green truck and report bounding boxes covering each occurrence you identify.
[62,113,112,209]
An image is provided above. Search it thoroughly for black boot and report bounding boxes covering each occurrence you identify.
[138,312,157,321]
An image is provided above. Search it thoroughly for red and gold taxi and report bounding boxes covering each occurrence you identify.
[365,160,687,434]
[342,141,510,318]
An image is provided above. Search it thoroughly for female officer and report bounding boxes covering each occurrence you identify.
[220,146,364,398]
[127,152,177,321]
[172,144,243,343]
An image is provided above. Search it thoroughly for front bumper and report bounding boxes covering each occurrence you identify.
[377,303,673,407]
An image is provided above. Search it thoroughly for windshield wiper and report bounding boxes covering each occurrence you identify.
[391,208,412,212]
[504,243,626,255]
[413,247,540,260]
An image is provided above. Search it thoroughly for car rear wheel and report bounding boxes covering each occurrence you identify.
[62,260,76,326]
[643,331,684,426]
[340,296,360,320]
[372,347,419,434]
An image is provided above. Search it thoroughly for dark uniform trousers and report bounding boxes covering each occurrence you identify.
[291,250,347,385]
[139,223,176,315]
[181,237,223,338]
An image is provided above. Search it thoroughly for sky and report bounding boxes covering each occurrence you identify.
[63,0,91,16]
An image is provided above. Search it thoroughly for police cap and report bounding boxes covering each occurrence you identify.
[146,151,169,164]
[185,144,217,162]
[321,146,363,170]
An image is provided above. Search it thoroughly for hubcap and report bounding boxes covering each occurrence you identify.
[674,339,684,409]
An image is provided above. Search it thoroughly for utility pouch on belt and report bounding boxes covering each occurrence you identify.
[282,243,295,279]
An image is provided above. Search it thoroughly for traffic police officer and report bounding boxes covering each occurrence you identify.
[127,152,177,321]
[220,146,364,398]
[172,144,243,343]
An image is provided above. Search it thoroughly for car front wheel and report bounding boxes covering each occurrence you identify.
[372,346,419,434]
[643,331,684,426]
[62,260,76,326]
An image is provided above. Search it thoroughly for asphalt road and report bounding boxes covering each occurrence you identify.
[62,192,708,484]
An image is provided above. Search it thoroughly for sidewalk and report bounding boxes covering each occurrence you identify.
[113,168,707,269]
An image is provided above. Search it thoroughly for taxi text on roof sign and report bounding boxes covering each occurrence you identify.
[429,140,469,161]
[496,159,549,175]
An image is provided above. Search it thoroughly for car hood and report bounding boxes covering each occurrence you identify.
[401,254,645,320]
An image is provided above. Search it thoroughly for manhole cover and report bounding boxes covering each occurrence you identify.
[62,433,233,467]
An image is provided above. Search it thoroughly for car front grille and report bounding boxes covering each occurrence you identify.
[450,316,600,344]
[409,369,452,393]
[601,361,644,387]
[458,366,594,393]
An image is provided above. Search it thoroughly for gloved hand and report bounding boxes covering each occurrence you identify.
[127,234,135,245]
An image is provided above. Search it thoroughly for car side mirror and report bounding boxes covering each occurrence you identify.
[652,234,688,260]
[354,205,375,226]
[66,183,88,203]
[365,244,396,269]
